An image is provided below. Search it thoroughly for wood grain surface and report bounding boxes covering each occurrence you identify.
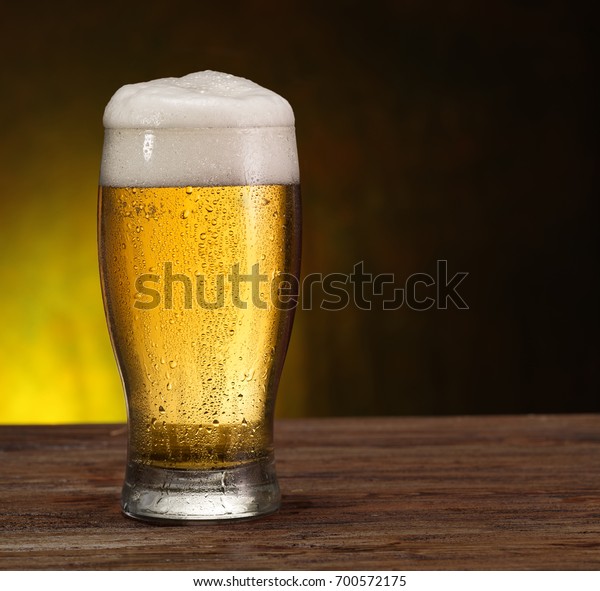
[1,415,599,570]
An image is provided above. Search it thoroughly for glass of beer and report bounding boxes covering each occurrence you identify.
[98,71,300,522]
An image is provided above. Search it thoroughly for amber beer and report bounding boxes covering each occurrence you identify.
[98,72,300,521]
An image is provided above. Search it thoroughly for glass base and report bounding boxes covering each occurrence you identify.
[121,457,280,523]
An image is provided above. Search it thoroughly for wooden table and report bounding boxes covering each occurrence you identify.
[1,416,599,570]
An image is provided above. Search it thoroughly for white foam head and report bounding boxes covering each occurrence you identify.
[100,71,299,187]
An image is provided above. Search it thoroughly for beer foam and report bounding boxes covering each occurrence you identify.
[100,71,299,187]
[103,71,295,129]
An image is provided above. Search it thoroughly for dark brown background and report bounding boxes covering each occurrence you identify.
[0,0,597,421]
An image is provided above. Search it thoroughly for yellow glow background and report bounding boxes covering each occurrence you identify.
[1,1,597,423]
[0,116,119,422]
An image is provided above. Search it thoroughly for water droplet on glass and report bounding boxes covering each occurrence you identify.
[158,406,165,413]
[169,360,177,369]
[185,186,193,194]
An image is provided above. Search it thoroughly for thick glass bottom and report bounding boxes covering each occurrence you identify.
[121,456,280,523]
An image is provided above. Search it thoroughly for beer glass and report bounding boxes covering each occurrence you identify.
[98,71,300,522]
